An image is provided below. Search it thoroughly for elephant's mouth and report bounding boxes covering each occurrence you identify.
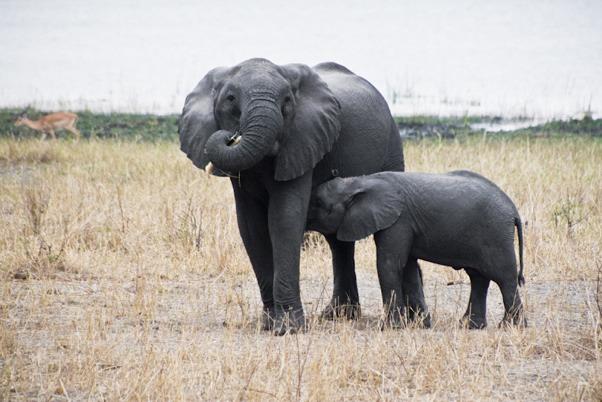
[226,130,242,146]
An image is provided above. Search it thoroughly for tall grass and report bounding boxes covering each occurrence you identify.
[0,137,600,400]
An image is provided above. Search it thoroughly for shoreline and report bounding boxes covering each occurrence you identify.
[1,108,600,140]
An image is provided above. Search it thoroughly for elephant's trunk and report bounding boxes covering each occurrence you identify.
[205,94,283,173]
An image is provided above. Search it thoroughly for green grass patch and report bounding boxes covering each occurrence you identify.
[514,115,602,137]
[0,108,179,141]
[393,114,517,126]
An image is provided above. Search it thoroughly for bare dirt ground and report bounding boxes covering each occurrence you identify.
[1,137,600,400]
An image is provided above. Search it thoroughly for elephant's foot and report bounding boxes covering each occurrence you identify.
[272,304,306,336]
[320,297,361,321]
[499,310,527,328]
[379,306,406,330]
[406,306,432,328]
[261,305,277,331]
[461,315,487,330]
[402,289,431,327]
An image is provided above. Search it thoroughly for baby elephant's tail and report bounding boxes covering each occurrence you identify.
[515,217,525,286]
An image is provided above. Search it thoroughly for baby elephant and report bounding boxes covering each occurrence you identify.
[307,170,526,329]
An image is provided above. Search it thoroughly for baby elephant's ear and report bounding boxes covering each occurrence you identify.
[337,179,405,242]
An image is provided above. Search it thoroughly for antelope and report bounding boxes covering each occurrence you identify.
[15,112,81,140]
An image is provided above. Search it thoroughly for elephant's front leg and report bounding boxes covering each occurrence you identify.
[375,227,411,329]
[462,268,490,329]
[232,180,275,330]
[376,249,406,329]
[268,172,313,335]
[321,236,361,320]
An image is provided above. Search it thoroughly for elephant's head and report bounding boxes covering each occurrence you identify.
[307,177,356,235]
[179,58,341,181]
[307,175,405,241]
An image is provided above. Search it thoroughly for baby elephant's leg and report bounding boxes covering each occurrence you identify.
[321,235,361,320]
[462,268,490,329]
[376,250,405,328]
[375,227,412,329]
[403,258,431,328]
[486,245,527,327]
[497,279,526,327]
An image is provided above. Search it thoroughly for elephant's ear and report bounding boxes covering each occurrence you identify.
[276,64,341,181]
[337,178,405,242]
[179,66,230,175]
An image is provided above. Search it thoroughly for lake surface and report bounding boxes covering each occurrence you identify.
[1,0,600,118]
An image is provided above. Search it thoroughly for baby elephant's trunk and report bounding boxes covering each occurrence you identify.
[515,217,525,286]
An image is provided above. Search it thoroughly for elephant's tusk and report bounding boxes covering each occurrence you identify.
[205,162,215,175]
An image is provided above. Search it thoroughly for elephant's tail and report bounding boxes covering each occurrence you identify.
[515,217,525,286]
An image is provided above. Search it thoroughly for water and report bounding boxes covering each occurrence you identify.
[1,0,600,118]
[470,120,547,132]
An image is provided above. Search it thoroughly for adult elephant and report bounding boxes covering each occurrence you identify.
[179,58,428,334]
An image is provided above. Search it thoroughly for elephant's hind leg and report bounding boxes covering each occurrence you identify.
[485,245,527,327]
[402,258,431,328]
[497,278,526,327]
[462,268,490,329]
[321,235,361,320]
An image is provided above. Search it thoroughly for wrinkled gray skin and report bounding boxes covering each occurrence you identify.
[179,59,429,335]
[307,170,526,329]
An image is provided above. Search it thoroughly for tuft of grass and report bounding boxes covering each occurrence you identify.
[22,185,49,236]
[0,141,66,165]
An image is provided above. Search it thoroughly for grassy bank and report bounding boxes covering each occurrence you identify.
[1,136,600,400]
[2,108,601,141]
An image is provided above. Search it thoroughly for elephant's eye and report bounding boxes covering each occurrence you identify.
[226,94,236,102]
[281,96,292,118]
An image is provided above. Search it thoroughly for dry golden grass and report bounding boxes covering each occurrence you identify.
[0,136,600,400]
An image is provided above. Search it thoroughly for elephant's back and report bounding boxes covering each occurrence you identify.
[313,62,355,75]
[314,63,390,118]
[403,172,520,237]
[312,63,403,185]
[447,170,520,216]
[404,172,516,209]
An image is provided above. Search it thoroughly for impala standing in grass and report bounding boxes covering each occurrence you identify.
[15,112,81,140]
